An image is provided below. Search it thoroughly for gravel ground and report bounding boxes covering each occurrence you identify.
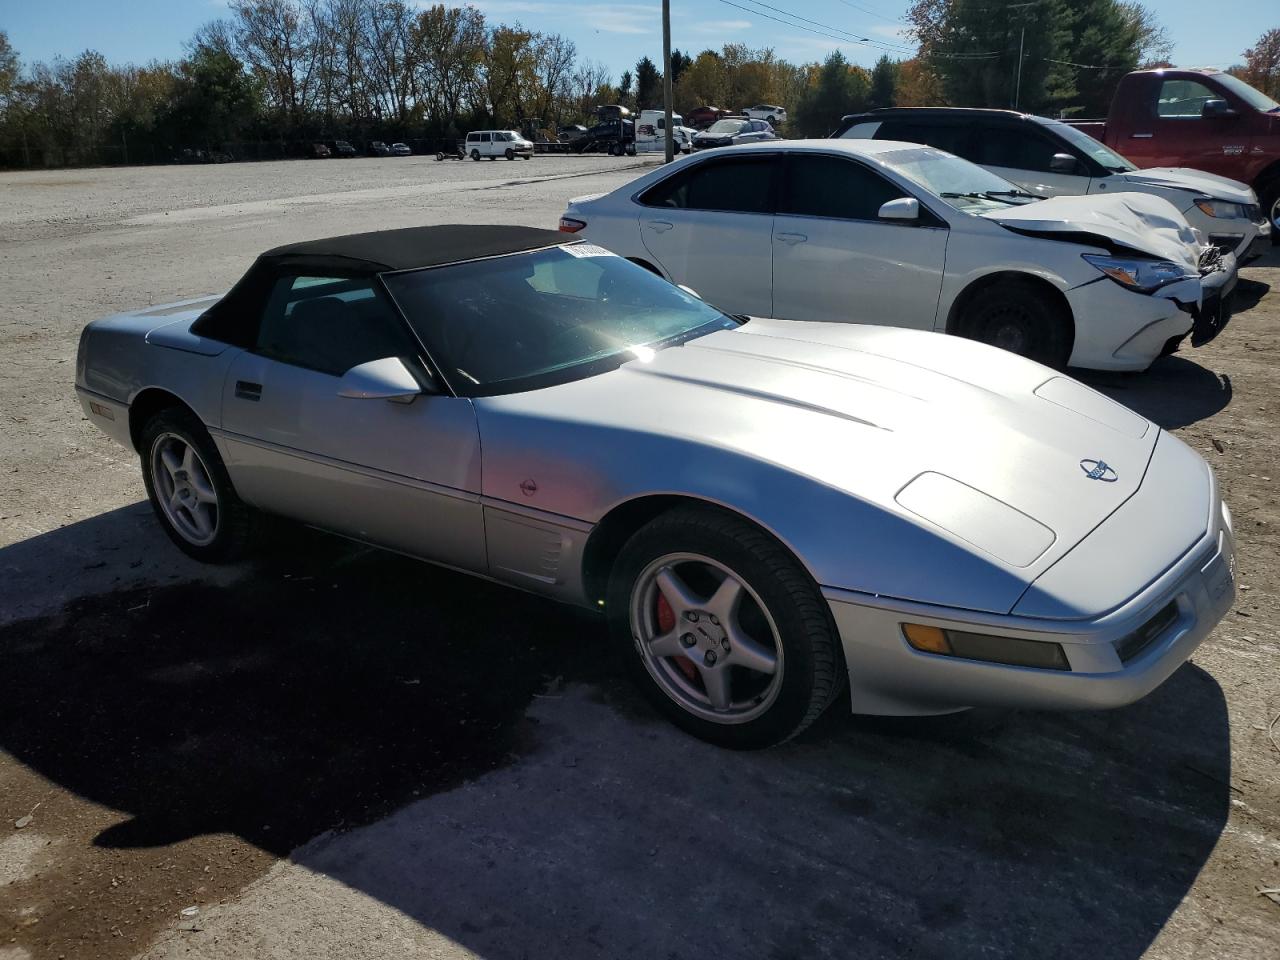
[0,155,1277,960]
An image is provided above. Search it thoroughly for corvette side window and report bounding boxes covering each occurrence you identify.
[256,275,418,377]
[780,155,907,221]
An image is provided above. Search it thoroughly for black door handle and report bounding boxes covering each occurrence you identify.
[235,381,262,401]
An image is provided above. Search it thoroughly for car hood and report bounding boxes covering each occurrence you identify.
[1111,167,1254,205]
[981,192,1202,267]
[477,320,1168,613]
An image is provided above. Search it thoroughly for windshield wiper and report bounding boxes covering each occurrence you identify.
[939,191,1023,205]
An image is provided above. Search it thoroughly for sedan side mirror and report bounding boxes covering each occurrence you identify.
[878,197,920,222]
[1201,99,1236,119]
[337,356,427,404]
[1049,152,1080,174]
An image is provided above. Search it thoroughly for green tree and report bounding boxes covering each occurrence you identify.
[0,31,18,108]
[618,69,633,107]
[635,55,661,108]
[794,51,869,136]
[670,49,691,88]
[869,54,898,109]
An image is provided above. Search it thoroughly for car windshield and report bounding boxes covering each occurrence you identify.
[877,146,1040,211]
[1046,120,1136,172]
[1213,72,1280,112]
[706,119,747,135]
[382,245,738,396]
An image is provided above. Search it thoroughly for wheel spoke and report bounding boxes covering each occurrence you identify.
[705,573,744,622]
[725,626,778,676]
[188,503,214,539]
[189,467,217,504]
[648,629,688,661]
[181,443,196,475]
[699,665,732,712]
[159,445,182,478]
[655,566,702,615]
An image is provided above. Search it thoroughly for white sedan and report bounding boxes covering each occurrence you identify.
[560,139,1236,371]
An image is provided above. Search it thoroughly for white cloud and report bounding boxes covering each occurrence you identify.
[690,19,753,34]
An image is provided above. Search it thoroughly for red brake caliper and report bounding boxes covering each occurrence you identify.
[657,591,699,682]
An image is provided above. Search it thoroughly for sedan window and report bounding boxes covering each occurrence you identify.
[256,276,419,377]
[639,156,776,214]
[779,154,907,221]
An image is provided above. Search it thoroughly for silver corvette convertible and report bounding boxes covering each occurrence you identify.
[75,225,1236,747]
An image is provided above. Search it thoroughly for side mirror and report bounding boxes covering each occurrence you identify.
[1201,99,1236,119]
[878,197,920,222]
[1049,152,1080,174]
[337,357,427,404]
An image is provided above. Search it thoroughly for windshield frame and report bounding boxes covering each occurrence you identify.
[378,243,742,398]
[1213,72,1280,112]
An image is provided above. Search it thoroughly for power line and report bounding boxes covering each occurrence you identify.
[728,0,917,54]
[831,0,905,26]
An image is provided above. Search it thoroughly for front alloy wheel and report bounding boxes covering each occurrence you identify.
[608,506,844,748]
[630,553,784,723]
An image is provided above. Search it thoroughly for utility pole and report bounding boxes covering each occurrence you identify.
[663,0,674,163]
[1014,25,1025,110]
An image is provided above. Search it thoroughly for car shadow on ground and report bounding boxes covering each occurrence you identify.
[0,508,1231,959]
[1077,354,1232,431]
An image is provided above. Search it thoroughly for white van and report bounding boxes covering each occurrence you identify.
[635,110,694,154]
[465,130,534,160]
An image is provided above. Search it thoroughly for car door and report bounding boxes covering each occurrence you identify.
[217,273,486,571]
[971,124,1093,197]
[636,152,779,316]
[1145,77,1245,177]
[770,152,949,329]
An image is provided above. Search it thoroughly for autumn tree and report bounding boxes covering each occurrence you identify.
[1242,28,1280,99]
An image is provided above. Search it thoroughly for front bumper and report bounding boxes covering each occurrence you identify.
[1185,252,1237,347]
[76,385,134,450]
[823,493,1235,717]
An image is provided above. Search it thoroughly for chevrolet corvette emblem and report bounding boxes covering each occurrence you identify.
[1080,459,1118,482]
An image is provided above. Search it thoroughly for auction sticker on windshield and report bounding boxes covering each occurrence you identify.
[564,243,617,258]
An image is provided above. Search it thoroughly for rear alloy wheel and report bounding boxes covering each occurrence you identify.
[140,407,254,563]
[608,506,844,748]
[961,280,1071,369]
[470,149,481,161]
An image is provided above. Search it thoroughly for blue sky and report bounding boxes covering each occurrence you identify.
[2,0,1275,78]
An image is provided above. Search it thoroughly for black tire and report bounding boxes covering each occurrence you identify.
[959,279,1071,369]
[435,152,444,161]
[1260,179,1280,246]
[505,147,515,160]
[139,406,254,563]
[606,505,845,749]
[470,149,481,161]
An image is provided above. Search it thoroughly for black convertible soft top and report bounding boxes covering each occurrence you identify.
[258,224,566,274]
[192,224,567,346]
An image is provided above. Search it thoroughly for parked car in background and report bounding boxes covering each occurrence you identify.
[744,104,787,125]
[686,106,729,129]
[368,140,392,157]
[326,139,357,158]
[1064,67,1280,238]
[692,118,778,151]
[465,130,534,160]
[74,224,1235,748]
[836,108,1270,263]
[391,142,412,156]
[308,142,331,159]
[560,139,1234,371]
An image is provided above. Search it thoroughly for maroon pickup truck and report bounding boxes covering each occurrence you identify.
[1068,67,1280,238]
